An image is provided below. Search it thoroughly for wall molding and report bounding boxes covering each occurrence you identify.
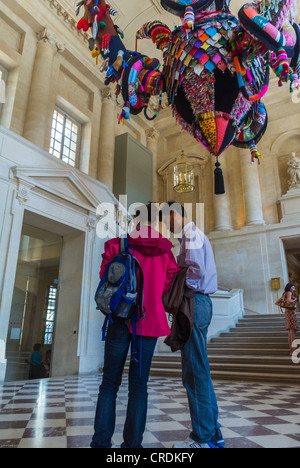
[42,0,89,44]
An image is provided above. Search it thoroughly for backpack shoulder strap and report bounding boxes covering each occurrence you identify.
[120,234,129,252]
[134,257,144,317]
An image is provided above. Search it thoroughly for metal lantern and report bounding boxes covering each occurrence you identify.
[173,150,195,193]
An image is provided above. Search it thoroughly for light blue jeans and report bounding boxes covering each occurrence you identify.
[181,293,221,444]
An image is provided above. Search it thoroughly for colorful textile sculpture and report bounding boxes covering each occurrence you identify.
[76,0,300,193]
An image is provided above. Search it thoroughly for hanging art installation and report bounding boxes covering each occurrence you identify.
[75,0,300,193]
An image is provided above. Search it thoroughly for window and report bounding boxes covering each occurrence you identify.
[43,286,58,345]
[50,108,80,167]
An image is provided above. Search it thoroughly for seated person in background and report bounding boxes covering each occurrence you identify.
[29,343,46,380]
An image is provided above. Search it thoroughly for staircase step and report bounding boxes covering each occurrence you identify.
[151,354,294,366]
[208,355,293,366]
[210,336,288,344]
[236,315,285,321]
[235,323,284,329]
[207,348,289,356]
[210,370,300,384]
[124,314,299,384]
[207,343,289,350]
[145,368,300,384]
[210,362,300,375]
[145,363,299,376]
[238,314,283,319]
[225,331,287,337]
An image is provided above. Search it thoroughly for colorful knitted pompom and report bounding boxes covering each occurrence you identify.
[136,21,171,51]
[118,103,130,125]
[276,48,290,79]
[183,6,194,30]
[249,141,262,165]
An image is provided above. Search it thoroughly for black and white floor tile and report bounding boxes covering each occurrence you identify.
[1,375,300,448]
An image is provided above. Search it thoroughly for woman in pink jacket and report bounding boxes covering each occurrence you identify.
[91,204,179,449]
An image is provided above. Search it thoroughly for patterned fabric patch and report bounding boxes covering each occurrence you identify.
[198,117,217,153]
[163,15,236,101]
[182,69,215,115]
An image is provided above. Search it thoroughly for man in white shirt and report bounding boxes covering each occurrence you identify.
[161,201,223,449]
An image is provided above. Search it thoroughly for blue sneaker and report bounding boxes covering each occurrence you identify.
[173,438,218,449]
[214,429,225,448]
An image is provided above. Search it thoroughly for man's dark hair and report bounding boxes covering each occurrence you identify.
[159,201,187,222]
[133,202,158,224]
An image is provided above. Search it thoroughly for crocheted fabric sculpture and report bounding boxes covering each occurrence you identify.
[76,0,300,193]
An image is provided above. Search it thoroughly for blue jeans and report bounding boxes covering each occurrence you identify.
[181,293,221,444]
[90,320,157,448]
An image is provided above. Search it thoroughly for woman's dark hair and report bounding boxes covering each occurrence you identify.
[285,283,295,293]
[33,343,42,352]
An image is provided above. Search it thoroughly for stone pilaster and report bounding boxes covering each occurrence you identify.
[211,156,233,231]
[23,28,65,148]
[240,149,265,226]
[97,88,116,191]
[146,127,160,201]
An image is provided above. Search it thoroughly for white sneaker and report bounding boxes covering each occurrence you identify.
[173,437,217,449]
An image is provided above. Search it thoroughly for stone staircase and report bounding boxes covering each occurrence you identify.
[141,314,300,384]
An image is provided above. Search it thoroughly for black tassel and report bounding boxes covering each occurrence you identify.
[214,158,225,195]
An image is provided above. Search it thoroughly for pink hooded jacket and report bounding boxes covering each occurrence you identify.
[100,226,179,338]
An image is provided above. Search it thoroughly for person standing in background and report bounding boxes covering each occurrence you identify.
[276,283,298,355]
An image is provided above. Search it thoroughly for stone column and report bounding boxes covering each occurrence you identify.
[240,149,265,226]
[146,128,160,201]
[97,88,116,191]
[211,156,233,231]
[23,28,65,148]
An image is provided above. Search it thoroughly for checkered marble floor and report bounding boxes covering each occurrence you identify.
[1,375,300,448]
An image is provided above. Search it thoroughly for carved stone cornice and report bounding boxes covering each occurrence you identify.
[42,0,89,43]
[146,127,160,142]
[148,94,169,113]
[86,214,99,232]
[101,87,116,103]
[37,27,65,53]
